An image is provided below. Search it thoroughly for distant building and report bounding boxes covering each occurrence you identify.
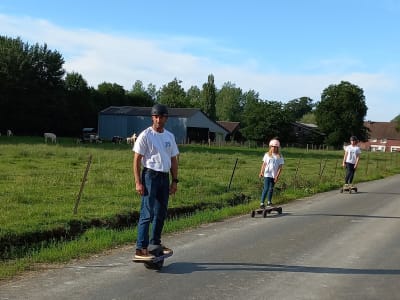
[216,121,244,142]
[359,121,400,152]
[98,106,228,144]
[289,122,325,146]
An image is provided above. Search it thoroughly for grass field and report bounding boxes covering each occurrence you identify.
[1,135,399,279]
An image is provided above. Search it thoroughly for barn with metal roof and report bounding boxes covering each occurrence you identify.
[98,106,229,144]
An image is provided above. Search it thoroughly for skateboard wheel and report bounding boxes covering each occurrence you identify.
[278,207,283,214]
[263,210,268,218]
[354,188,358,192]
[340,188,343,193]
[251,210,255,218]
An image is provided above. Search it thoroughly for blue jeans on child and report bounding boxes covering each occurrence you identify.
[261,177,275,204]
[345,163,356,184]
[136,168,170,250]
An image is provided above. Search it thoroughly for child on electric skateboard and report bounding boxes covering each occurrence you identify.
[259,138,284,208]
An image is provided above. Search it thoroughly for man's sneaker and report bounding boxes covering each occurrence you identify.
[134,248,155,261]
[161,245,173,255]
[267,202,272,207]
[260,203,265,209]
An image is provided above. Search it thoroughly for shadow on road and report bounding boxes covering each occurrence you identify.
[162,262,400,275]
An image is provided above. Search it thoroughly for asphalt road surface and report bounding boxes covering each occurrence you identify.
[1,175,400,300]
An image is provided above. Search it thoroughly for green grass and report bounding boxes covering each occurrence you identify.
[1,136,400,280]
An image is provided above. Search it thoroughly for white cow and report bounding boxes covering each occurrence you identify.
[89,134,102,143]
[44,132,57,143]
[126,133,137,145]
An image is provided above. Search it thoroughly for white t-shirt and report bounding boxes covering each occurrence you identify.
[344,145,361,164]
[133,127,179,173]
[262,153,284,178]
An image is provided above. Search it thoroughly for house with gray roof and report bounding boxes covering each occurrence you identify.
[98,106,229,144]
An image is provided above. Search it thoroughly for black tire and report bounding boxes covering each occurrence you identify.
[278,207,283,214]
[354,188,358,193]
[144,260,164,270]
[145,244,164,270]
[251,210,255,218]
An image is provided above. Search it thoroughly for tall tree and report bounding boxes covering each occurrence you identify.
[284,97,314,122]
[97,82,127,108]
[241,97,290,143]
[127,80,154,106]
[0,36,65,134]
[64,72,96,135]
[157,78,187,108]
[201,74,217,120]
[216,82,243,121]
[315,81,368,148]
[186,85,201,108]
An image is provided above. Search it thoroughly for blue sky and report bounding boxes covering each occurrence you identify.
[1,0,399,121]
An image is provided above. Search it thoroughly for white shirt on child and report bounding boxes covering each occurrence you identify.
[344,145,361,164]
[262,153,284,178]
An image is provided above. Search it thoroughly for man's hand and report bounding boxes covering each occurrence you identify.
[136,182,144,195]
[169,182,178,195]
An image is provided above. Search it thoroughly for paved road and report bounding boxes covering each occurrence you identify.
[2,175,400,300]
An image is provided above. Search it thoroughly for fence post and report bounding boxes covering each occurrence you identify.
[74,154,93,214]
[227,158,239,191]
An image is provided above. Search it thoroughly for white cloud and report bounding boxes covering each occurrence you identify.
[1,14,398,121]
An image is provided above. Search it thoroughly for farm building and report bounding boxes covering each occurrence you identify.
[98,106,229,144]
[358,121,400,152]
[217,121,244,142]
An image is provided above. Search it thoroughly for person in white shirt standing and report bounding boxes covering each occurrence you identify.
[342,136,361,187]
[259,138,284,208]
[132,104,179,261]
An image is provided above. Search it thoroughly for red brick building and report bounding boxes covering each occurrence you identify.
[359,121,400,152]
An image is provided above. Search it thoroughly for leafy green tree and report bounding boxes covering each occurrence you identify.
[64,72,97,135]
[65,72,89,91]
[216,82,243,121]
[127,80,154,106]
[97,82,127,107]
[157,78,187,108]
[300,112,317,124]
[146,83,157,103]
[0,36,65,134]
[391,114,400,132]
[201,74,217,120]
[284,97,314,122]
[240,91,291,143]
[186,85,202,108]
[315,81,368,148]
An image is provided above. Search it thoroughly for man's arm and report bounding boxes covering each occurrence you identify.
[133,152,144,195]
[170,155,179,194]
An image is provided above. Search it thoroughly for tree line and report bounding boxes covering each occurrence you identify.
[1,35,377,147]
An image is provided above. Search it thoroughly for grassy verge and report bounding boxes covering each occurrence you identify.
[1,136,400,280]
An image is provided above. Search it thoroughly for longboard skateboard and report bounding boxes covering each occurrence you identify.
[340,184,358,194]
[133,244,173,270]
[251,206,282,218]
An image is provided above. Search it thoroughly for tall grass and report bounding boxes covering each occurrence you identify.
[1,136,400,279]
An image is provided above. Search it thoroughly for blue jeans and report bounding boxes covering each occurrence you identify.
[260,177,275,204]
[136,168,170,249]
[345,163,356,184]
